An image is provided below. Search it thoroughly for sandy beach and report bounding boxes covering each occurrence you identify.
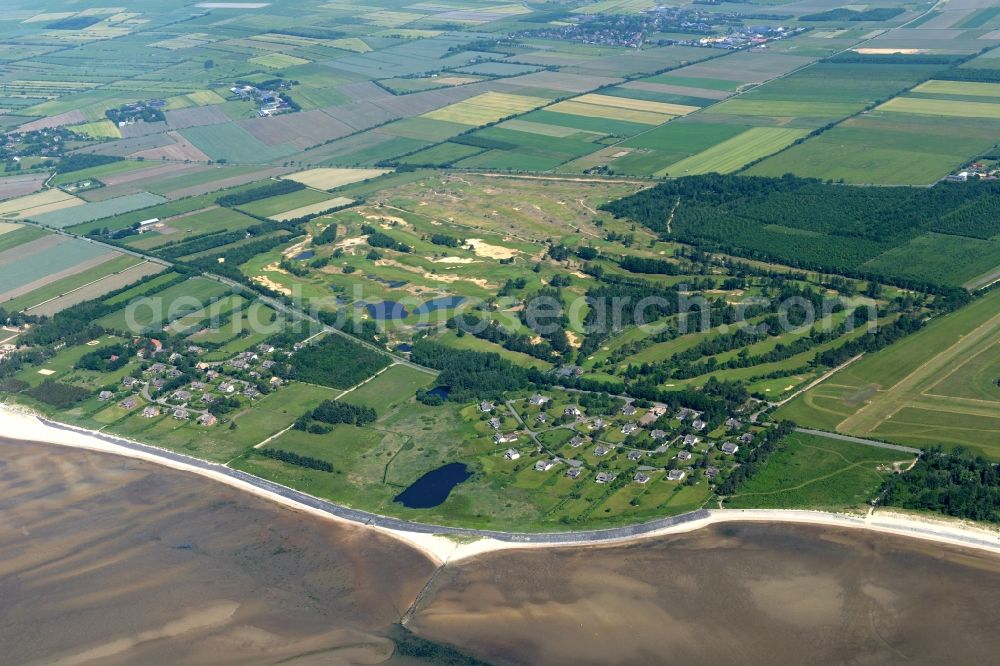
[2,402,999,565]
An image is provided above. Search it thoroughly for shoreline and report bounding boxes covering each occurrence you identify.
[2,403,999,565]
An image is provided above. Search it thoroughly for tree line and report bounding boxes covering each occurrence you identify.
[257,448,333,472]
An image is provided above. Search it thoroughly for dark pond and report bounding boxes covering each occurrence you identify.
[364,274,409,289]
[395,343,413,353]
[426,385,450,400]
[416,296,465,313]
[294,251,315,260]
[393,462,471,509]
[365,300,409,320]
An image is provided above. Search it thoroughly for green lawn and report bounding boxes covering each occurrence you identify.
[339,363,437,411]
[725,432,901,511]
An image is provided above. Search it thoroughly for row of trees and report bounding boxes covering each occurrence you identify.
[257,448,333,472]
[216,180,304,207]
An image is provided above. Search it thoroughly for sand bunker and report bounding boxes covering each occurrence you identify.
[466,238,518,260]
[252,275,291,296]
[424,272,496,289]
[363,211,410,228]
[432,256,477,264]
[335,236,368,251]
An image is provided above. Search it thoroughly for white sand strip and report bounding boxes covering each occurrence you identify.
[1,404,998,565]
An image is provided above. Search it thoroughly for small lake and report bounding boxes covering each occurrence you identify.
[394,462,471,509]
[294,250,315,260]
[365,300,409,320]
[417,296,465,313]
[426,386,450,400]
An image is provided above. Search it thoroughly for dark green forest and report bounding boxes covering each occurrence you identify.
[882,447,1000,523]
[284,334,390,389]
[601,174,999,289]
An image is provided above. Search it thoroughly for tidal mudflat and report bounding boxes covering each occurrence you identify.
[4,438,1000,665]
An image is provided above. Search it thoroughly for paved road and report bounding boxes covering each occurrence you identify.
[40,417,710,544]
[793,427,921,455]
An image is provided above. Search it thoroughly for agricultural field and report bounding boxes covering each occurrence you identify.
[0,189,83,219]
[28,192,167,229]
[0,234,123,303]
[423,92,552,127]
[778,289,1000,459]
[657,127,809,176]
[95,276,231,333]
[282,168,391,190]
[747,112,1000,185]
[3,254,157,314]
[235,187,336,218]
[122,207,261,250]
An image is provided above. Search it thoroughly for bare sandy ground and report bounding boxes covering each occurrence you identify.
[2,404,998,566]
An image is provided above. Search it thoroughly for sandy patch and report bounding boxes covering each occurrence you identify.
[252,275,291,296]
[252,263,292,295]
[432,256,477,264]
[374,258,423,275]
[335,236,368,250]
[466,238,518,260]
[37,369,55,376]
[424,272,496,289]
[362,211,410,228]
[566,330,581,349]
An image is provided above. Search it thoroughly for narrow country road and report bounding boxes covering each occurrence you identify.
[793,427,920,455]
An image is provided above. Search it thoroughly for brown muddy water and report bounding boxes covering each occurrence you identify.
[3,438,1000,665]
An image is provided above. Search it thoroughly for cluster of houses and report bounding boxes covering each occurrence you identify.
[100,340,293,428]
[490,392,756,487]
